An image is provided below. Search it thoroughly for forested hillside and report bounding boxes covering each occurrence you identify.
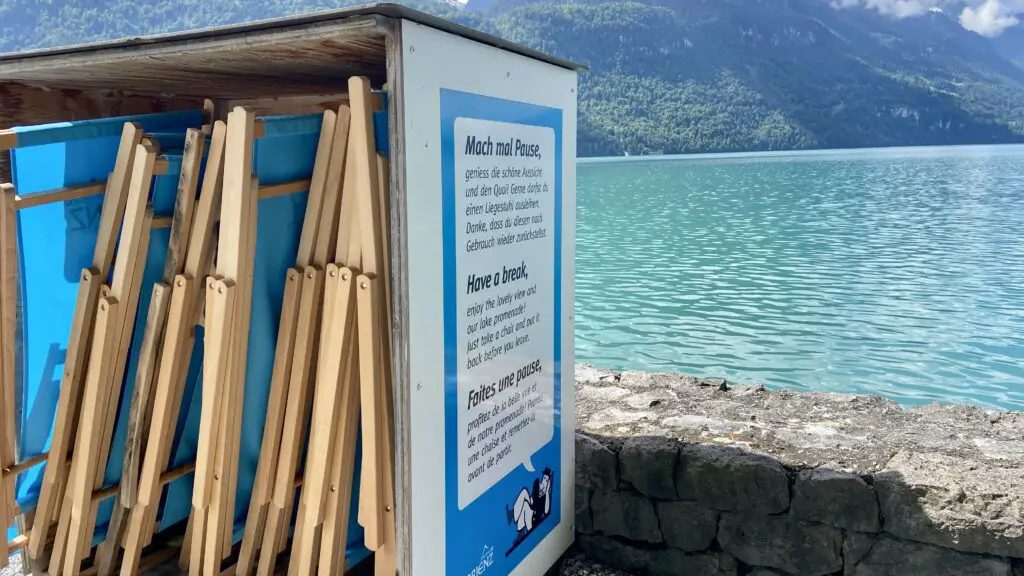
[1,0,1023,156]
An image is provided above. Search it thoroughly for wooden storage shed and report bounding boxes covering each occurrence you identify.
[0,5,580,575]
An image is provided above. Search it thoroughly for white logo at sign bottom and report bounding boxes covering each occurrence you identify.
[466,545,496,576]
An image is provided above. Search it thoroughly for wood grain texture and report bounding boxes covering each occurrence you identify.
[0,18,386,98]
[163,128,206,282]
[0,184,17,512]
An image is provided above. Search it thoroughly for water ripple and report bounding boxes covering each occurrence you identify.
[576,146,1024,410]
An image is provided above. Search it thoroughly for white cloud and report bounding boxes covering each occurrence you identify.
[960,0,1021,36]
[831,0,945,18]
[833,0,1024,37]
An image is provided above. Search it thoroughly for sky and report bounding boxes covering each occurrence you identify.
[833,0,1024,36]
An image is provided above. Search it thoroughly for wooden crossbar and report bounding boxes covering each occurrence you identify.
[14,177,310,214]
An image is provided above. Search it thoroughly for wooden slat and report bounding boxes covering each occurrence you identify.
[199,108,256,575]
[192,279,231,512]
[163,128,206,282]
[233,271,300,576]
[55,296,120,576]
[118,282,170,507]
[14,182,106,210]
[82,155,158,565]
[235,109,339,576]
[260,179,311,200]
[312,106,350,269]
[125,122,227,576]
[257,104,349,573]
[219,174,259,561]
[190,279,234,576]
[3,451,46,478]
[283,101,353,571]
[291,268,358,576]
[0,130,17,151]
[107,129,205,573]
[29,123,143,567]
[296,110,337,268]
[355,275,383,551]
[349,78,384,279]
[194,107,254,576]
[348,76,385,546]
[218,106,255,281]
[257,268,322,576]
[13,177,306,214]
[0,183,17,568]
[56,139,157,576]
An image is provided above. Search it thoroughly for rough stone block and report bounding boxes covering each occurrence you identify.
[648,549,738,576]
[676,444,790,515]
[844,531,877,571]
[874,451,1024,558]
[591,490,662,544]
[620,436,679,499]
[791,468,880,532]
[577,535,650,574]
[718,513,843,576]
[577,535,736,576]
[846,535,1011,576]
[576,488,594,534]
[656,500,718,552]
[749,570,790,576]
[576,433,618,491]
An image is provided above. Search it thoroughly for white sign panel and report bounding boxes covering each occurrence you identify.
[399,19,577,576]
[454,116,556,510]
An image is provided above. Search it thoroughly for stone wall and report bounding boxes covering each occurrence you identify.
[569,365,1024,576]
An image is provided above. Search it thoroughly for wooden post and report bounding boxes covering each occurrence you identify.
[0,182,14,571]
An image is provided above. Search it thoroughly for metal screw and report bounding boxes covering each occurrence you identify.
[307,271,315,279]
[409,45,415,53]
[385,505,392,513]
[218,285,225,294]
[342,272,351,281]
[329,269,337,278]
[360,281,368,289]
[100,302,107,311]
[330,485,337,492]
[177,278,184,287]
[214,474,220,480]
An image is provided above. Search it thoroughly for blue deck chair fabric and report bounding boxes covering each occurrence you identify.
[8,111,204,544]
[9,109,370,568]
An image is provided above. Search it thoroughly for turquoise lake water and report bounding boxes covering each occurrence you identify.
[575,145,1024,410]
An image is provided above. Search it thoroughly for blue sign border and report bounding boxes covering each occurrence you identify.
[441,88,563,576]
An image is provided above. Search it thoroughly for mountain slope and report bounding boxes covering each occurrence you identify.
[0,0,1022,156]
[463,0,1024,154]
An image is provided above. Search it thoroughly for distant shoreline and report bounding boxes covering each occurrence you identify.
[576,142,1024,164]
